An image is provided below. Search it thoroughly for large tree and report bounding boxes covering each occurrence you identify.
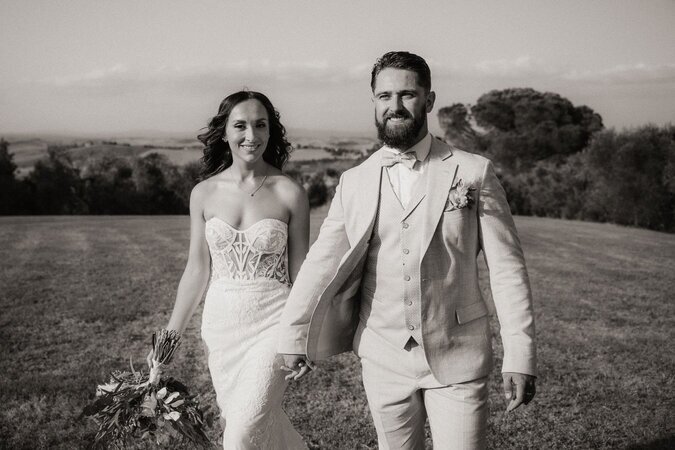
[437,104,478,151]
[466,88,603,171]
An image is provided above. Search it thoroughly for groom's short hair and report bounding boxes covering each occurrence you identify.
[370,51,432,92]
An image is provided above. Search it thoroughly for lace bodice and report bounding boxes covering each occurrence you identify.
[202,217,306,449]
[205,217,290,286]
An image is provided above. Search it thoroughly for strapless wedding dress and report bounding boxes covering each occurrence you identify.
[201,217,307,449]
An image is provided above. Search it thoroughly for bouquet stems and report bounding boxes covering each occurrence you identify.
[148,329,181,385]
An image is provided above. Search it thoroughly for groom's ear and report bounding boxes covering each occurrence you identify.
[426,90,436,113]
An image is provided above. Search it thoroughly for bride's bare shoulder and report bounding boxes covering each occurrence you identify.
[268,171,305,200]
[189,176,222,206]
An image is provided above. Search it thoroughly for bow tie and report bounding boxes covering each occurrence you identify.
[381,151,418,169]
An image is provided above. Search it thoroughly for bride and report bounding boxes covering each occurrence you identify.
[149,90,309,449]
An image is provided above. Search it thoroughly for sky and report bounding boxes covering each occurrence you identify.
[1,0,674,137]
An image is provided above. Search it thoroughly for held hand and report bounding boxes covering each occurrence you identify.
[280,354,314,381]
[144,348,164,385]
[146,349,154,369]
[503,372,536,412]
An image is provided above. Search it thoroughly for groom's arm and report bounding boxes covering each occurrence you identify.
[277,173,351,355]
[477,160,537,377]
[478,160,537,411]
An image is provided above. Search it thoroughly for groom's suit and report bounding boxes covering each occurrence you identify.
[278,136,536,448]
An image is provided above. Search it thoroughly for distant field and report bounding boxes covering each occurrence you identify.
[0,213,673,449]
[6,136,371,174]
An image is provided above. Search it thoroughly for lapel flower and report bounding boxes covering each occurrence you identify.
[447,179,475,210]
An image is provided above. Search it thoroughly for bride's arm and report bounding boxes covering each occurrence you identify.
[278,177,310,380]
[165,183,211,333]
[285,179,310,283]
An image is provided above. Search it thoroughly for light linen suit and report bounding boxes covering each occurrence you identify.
[278,137,536,449]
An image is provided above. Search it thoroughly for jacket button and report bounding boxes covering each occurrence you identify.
[407,300,413,306]
[408,325,415,330]
[402,248,410,254]
[402,222,409,229]
[404,275,411,281]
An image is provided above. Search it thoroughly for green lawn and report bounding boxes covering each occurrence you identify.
[0,212,673,449]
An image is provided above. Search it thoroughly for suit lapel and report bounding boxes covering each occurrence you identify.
[349,151,383,244]
[420,139,458,256]
[401,176,426,221]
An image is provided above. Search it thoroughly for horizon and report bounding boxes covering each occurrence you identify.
[3,116,675,143]
[0,126,379,141]
[1,0,674,135]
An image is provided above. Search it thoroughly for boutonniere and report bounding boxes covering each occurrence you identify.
[447,179,475,210]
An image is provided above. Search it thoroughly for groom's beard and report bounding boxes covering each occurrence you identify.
[375,110,426,149]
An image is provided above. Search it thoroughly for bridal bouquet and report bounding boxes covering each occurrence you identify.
[82,330,211,448]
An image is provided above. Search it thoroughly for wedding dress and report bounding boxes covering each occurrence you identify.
[201,217,307,449]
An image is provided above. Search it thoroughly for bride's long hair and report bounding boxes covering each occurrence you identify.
[197,91,292,180]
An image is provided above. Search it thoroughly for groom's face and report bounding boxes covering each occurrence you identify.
[373,68,435,149]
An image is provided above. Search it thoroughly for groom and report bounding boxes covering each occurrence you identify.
[278,51,537,449]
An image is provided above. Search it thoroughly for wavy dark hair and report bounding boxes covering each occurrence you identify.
[197,91,292,180]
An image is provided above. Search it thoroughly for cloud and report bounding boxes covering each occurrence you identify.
[473,56,558,78]
[44,64,131,86]
[424,56,558,82]
[429,56,675,88]
[31,60,371,97]
[563,63,675,85]
[24,58,675,104]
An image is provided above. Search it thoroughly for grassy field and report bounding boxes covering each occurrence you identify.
[0,212,673,449]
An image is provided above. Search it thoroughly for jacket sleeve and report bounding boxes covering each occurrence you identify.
[277,173,352,355]
[477,160,537,375]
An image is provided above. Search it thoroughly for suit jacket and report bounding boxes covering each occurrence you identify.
[277,137,536,383]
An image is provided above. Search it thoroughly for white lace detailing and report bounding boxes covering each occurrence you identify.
[202,278,307,448]
[205,217,290,286]
[201,218,306,448]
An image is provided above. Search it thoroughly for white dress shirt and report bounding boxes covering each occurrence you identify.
[382,133,432,207]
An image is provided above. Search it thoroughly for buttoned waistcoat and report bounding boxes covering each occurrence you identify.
[277,137,537,384]
[359,165,428,349]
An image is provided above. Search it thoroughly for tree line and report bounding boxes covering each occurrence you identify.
[0,145,191,214]
[438,88,675,232]
[0,142,337,215]
[2,87,674,232]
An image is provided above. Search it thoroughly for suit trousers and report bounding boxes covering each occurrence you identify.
[357,326,488,450]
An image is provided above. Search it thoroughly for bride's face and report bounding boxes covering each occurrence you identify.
[224,99,270,165]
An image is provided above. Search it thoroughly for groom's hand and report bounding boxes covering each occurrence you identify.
[503,372,536,412]
[281,354,313,381]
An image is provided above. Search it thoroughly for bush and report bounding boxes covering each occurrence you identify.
[494,125,675,232]
[26,146,88,214]
[580,125,675,231]
[81,154,138,214]
[0,138,29,214]
[305,174,329,209]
